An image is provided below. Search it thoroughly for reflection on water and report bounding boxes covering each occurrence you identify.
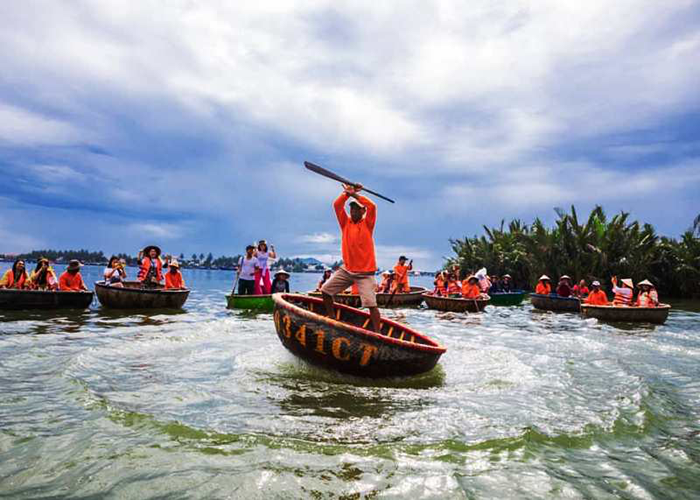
[1,267,700,498]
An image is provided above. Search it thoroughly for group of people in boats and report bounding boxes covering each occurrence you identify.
[430,267,511,299]
[0,258,88,292]
[315,256,415,295]
[106,245,187,290]
[235,241,291,295]
[535,274,660,307]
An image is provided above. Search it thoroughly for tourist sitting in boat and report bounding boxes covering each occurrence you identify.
[317,269,332,291]
[501,274,515,292]
[0,259,29,289]
[573,279,590,298]
[165,259,186,289]
[611,277,634,306]
[271,269,291,293]
[377,270,394,293]
[237,245,259,295]
[28,257,58,290]
[137,245,163,288]
[254,240,276,295]
[446,272,461,297]
[556,275,573,297]
[461,275,481,299]
[535,275,552,295]
[489,275,502,293]
[636,279,659,307]
[584,281,608,305]
[433,271,447,296]
[104,256,127,287]
[59,260,88,291]
[392,256,412,293]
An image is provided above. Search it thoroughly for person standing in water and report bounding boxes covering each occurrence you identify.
[321,184,381,332]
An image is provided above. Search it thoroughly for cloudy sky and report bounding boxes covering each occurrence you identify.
[1,1,698,270]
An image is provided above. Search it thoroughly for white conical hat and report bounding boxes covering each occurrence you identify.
[592,280,601,286]
[539,275,550,281]
[637,279,654,287]
[560,275,572,281]
[621,278,634,288]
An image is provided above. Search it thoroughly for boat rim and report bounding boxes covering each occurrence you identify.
[273,293,446,354]
[307,286,428,297]
[94,281,189,294]
[0,289,93,295]
[581,303,671,311]
[422,292,490,303]
[529,293,580,302]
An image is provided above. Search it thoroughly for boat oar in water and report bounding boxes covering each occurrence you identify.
[304,161,395,204]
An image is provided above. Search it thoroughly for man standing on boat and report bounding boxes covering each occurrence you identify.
[322,184,381,332]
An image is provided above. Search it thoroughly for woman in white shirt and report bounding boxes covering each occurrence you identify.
[253,240,277,295]
[237,245,259,295]
[104,256,127,287]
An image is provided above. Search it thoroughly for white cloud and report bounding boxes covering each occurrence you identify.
[126,222,188,241]
[0,103,84,146]
[297,232,338,245]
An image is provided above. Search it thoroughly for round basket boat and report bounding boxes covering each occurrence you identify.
[0,289,93,310]
[489,290,526,306]
[423,292,490,313]
[530,293,581,312]
[581,304,671,324]
[272,293,446,378]
[308,286,428,308]
[226,294,274,312]
[94,281,189,309]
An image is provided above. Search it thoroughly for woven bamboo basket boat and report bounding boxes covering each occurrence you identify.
[489,290,526,306]
[308,286,428,308]
[422,292,490,312]
[272,293,446,378]
[94,281,189,309]
[226,294,274,312]
[0,289,93,310]
[529,293,581,312]
[581,304,671,324]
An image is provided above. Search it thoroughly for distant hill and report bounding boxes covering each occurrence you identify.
[298,257,324,266]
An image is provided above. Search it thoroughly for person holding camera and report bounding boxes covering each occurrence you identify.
[104,256,127,287]
[28,257,58,290]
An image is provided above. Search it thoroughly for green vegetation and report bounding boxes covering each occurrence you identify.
[448,206,700,297]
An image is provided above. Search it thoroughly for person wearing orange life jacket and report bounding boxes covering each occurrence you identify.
[433,271,447,296]
[446,272,461,296]
[138,245,163,288]
[377,271,393,293]
[0,259,29,289]
[165,259,186,290]
[28,257,58,290]
[392,256,413,293]
[461,275,481,299]
[59,260,88,291]
[535,275,552,295]
[611,277,634,306]
[584,281,609,305]
[636,279,659,307]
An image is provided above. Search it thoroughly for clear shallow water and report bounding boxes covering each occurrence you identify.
[1,266,699,499]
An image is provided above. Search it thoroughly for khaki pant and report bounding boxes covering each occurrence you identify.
[321,267,377,308]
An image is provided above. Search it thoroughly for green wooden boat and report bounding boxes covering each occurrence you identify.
[226,294,274,312]
[489,290,526,306]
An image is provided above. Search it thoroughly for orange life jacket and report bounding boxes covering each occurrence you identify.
[535,282,551,295]
[1,269,28,289]
[138,257,163,282]
[636,290,658,307]
[59,271,85,291]
[447,280,461,295]
[612,286,633,306]
[461,282,480,299]
[165,270,185,289]
[585,289,608,306]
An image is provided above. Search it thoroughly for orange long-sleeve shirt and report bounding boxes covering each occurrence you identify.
[334,193,377,273]
[165,270,186,289]
[461,282,480,299]
[535,282,551,294]
[59,271,86,291]
[393,264,411,285]
[585,289,608,305]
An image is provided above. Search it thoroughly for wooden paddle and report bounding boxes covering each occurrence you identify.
[304,161,395,204]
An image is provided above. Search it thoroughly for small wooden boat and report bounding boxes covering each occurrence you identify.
[530,293,580,312]
[308,286,428,308]
[489,290,526,306]
[226,294,274,312]
[273,293,446,378]
[581,304,671,324]
[94,281,189,309]
[0,289,93,310]
[423,292,490,313]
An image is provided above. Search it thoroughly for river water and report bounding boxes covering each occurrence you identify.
[1,266,699,499]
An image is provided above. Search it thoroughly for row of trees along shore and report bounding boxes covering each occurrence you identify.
[447,206,700,298]
[0,250,340,274]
